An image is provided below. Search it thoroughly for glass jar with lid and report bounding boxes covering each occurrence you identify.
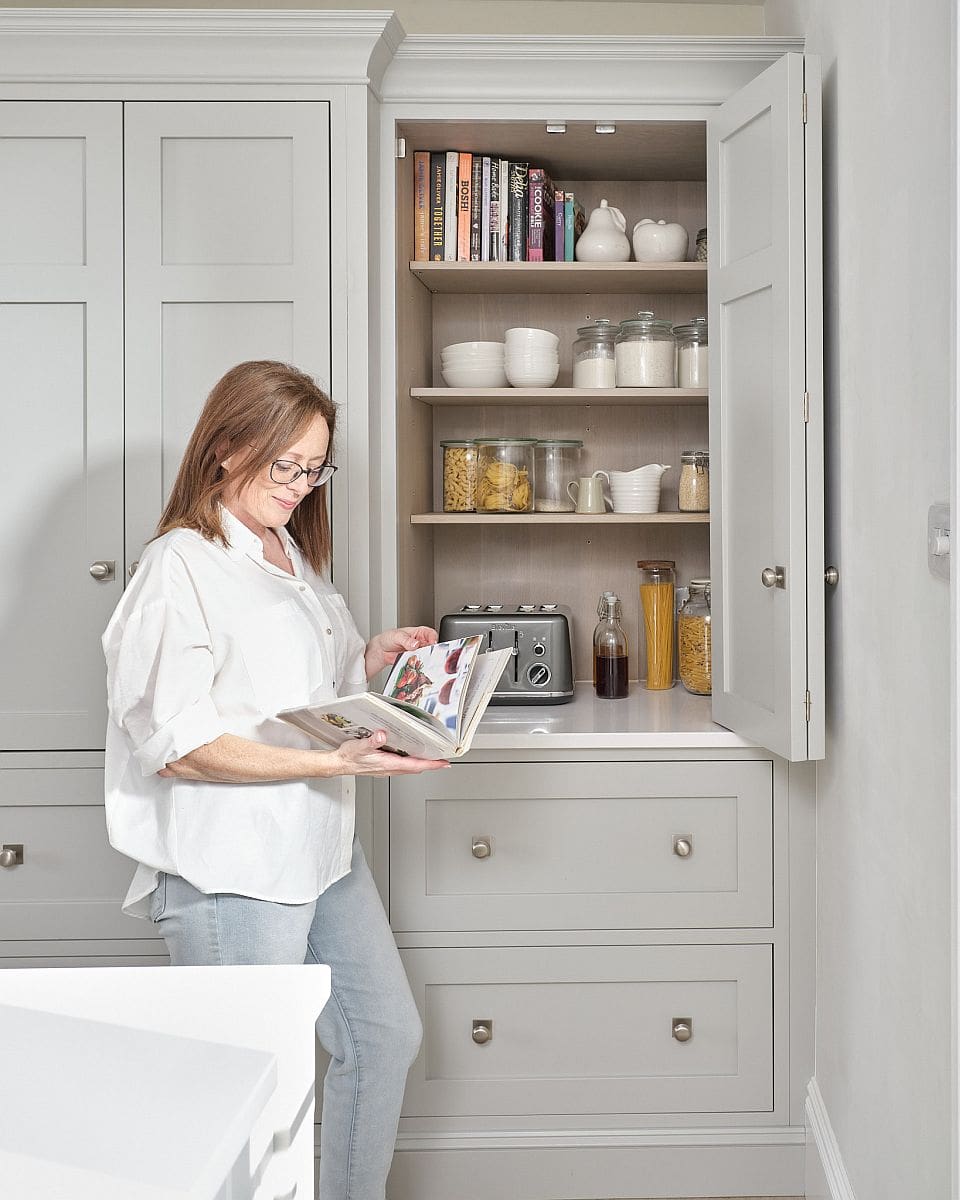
[572,318,618,388]
[441,440,477,512]
[637,559,676,689]
[678,578,712,695]
[615,311,677,387]
[474,438,536,512]
[674,316,708,388]
[695,227,708,262]
[534,439,583,512]
[678,448,710,512]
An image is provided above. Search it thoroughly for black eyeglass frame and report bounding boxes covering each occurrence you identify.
[269,459,338,488]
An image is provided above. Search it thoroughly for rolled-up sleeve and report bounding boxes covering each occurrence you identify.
[105,595,226,777]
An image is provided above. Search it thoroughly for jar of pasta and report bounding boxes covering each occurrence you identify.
[637,559,676,690]
[678,579,712,695]
[441,440,477,512]
[475,438,535,513]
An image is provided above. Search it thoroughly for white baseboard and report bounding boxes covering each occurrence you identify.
[805,1078,857,1200]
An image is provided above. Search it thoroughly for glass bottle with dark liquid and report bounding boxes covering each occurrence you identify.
[593,592,629,699]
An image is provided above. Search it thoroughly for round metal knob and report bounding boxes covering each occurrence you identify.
[0,848,18,868]
[824,565,839,586]
[471,837,491,859]
[673,836,692,858]
[761,566,784,589]
[128,561,140,578]
[471,1022,492,1045]
[89,560,115,581]
[672,1019,693,1043]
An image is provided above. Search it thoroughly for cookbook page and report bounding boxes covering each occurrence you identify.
[383,636,483,736]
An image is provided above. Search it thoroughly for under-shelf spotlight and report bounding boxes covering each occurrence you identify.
[595,123,616,135]
[546,123,567,134]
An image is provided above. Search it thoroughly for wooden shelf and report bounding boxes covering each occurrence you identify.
[409,261,707,295]
[411,512,709,526]
[413,387,707,406]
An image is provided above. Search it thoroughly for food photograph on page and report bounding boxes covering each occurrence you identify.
[383,635,484,731]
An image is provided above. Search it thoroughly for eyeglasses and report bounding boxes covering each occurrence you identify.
[269,459,338,488]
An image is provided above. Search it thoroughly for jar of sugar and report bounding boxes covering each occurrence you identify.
[674,316,708,389]
[614,311,677,387]
[572,318,618,389]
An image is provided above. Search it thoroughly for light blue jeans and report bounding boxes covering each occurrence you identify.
[150,838,422,1200]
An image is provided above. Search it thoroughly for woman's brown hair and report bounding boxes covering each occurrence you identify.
[155,360,337,574]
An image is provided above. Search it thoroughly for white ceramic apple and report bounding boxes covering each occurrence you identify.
[631,218,689,263]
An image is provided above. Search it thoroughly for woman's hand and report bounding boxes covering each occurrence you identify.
[364,625,438,679]
[332,729,450,776]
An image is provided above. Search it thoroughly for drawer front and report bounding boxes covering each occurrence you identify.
[0,767,159,941]
[391,761,772,931]
[401,944,773,1116]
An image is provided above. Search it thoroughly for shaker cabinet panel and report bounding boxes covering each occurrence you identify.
[401,944,773,1116]
[0,102,124,751]
[390,760,773,931]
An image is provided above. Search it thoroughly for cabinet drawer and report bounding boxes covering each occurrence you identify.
[390,761,772,931]
[401,944,772,1116]
[0,768,159,941]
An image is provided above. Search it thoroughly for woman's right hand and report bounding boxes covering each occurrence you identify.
[331,729,450,776]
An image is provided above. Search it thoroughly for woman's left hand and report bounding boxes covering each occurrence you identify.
[365,626,438,678]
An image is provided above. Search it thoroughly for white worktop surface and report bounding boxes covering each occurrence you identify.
[470,683,755,750]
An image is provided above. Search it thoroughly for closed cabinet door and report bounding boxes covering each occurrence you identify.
[0,102,124,750]
[123,101,332,568]
[708,52,825,761]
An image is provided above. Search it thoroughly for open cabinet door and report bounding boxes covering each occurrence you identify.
[708,52,824,762]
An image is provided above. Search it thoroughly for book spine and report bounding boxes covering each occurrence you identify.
[469,155,483,261]
[542,175,555,261]
[456,151,472,262]
[498,159,509,260]
[527,167,545,262]
[480,156,492,262]
[429,152,445,261]
[553,188,566,262]
[507,161,529,263]
[413,151,429,261]
[488,159,501,262]
[443,150,458,261]
[564,191,575,262]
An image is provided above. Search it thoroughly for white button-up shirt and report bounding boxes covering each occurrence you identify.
[102,508,367,917]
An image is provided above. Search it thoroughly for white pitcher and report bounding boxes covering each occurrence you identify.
[575,199,631,262]
[607,464,671,487]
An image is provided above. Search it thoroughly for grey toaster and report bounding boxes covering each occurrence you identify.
[438,604,575,704]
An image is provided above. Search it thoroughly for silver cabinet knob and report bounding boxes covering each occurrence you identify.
[672,1017,693,1042]
[89,560,116,581]
[128,561,140,578]
[0,844,24,868]
[472,1019,493,1045]
[471,837,492,859]
[761,565,786,589]
[672,835,693,858]
[824,565,839,586]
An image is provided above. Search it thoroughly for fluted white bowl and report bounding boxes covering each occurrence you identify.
[504,327,560,349]
[441,363,509,388]
[505,361,560,388]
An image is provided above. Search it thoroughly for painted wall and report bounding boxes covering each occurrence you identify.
[6,0,764,36]
[763,1,953,1197]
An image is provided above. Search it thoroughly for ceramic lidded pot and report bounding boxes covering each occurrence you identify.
[631,218,689,263]
[575,199,631,262]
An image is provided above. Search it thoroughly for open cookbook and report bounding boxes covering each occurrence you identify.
[278,635,512,760]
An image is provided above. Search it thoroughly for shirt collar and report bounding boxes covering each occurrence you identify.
[219,504,299,564]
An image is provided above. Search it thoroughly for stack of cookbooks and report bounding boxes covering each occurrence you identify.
[412,150,586,264]
[279,635,512,760]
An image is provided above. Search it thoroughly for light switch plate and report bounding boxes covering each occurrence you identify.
[928,502,950,580]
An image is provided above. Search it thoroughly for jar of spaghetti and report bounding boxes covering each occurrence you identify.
[637,559,676,690]
[678,579,712,695]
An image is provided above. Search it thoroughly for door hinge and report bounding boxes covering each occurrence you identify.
[395,137,406,159]
[804,690,812,722]
[802,92,808,124]
[803,391,810,423]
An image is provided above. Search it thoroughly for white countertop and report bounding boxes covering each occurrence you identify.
[471,683,755,750]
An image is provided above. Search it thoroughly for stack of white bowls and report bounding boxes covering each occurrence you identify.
[504,327,560,388]
[607,466,670,513]
[440,341,507,388]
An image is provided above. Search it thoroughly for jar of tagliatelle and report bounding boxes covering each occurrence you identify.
[678,578,712,695]
[441,440,477,512]
[474,438,535,513]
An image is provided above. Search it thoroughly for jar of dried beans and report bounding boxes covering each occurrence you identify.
[678,579,712,695]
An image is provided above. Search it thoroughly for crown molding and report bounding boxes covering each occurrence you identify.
[0,8,406,90]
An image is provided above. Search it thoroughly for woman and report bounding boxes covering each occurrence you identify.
[102,360,447,1200]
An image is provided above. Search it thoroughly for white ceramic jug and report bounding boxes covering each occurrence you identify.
[607,464,671,487]
[631,218,689,263]
[575,199,631,262]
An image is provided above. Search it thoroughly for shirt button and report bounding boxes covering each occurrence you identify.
[299,585,307,592]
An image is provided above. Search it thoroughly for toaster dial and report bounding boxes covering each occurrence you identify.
[526,662,552,688]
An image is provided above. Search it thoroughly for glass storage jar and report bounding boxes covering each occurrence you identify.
[475,438,536,512]
[534,439,583,512]
[674,316,708,388]
[678,448,710,512]
[615,311,677,387]
[678,579,712,695]
[441,440,477,512]
[572,318,618,388]
[637,559,676,690]
[695,227,708,262]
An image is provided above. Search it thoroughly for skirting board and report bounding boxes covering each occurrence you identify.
[805,1078,858,1200]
